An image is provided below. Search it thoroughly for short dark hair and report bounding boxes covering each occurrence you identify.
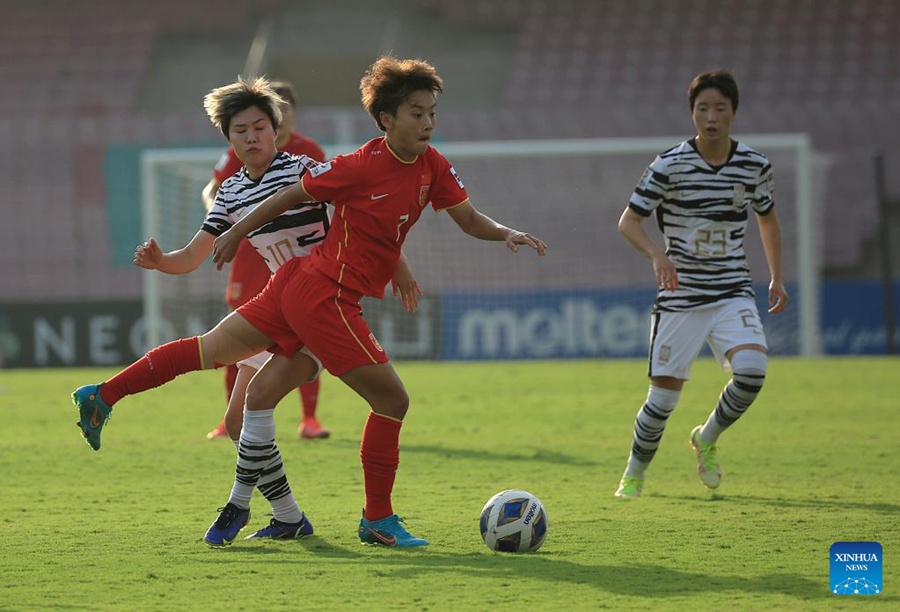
[203,76,284,138]
[270,80,297,109]
[360,55,443,131]
[688,71,739,112]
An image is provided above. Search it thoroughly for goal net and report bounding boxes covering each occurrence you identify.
[140,150,232,346]
[141,135,820,361]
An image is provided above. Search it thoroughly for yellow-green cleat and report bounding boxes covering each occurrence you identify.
[690,425,722,489]
[614,476,644,499]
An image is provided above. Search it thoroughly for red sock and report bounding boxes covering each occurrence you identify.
[299,378,320,420]
[360,411,401,521]
[100,337,203,406]
[225,363,238,403]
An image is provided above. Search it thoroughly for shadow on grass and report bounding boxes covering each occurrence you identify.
[205,535,367,558]
[650,492,900,515]
[389,555,832,600]
[324,438,598,467]
[197,540,869,602]
[346,440,599,467]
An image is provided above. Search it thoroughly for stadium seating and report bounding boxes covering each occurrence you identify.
[0,0,282,300]
[0,0,897,301]
[417,0,900,271]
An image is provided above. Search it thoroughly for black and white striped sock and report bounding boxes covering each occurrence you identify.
[624,386,680,478]
[228,409,302,523]
[257,443,303,524]
[700,350,768,443]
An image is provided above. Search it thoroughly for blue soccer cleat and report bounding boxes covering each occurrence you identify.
[72,384,113,451]
[358,510,428,547]
[245,514,314,540]
[204,503,251,548]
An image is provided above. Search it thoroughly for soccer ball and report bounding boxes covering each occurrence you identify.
[479,489,548,553]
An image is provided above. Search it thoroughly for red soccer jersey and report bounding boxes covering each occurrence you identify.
[212,132,326,183]
[301,137,468,298]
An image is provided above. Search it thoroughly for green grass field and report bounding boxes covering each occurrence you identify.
[1,358,898,611]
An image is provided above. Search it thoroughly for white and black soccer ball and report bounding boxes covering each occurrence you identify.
[479,489,548,553]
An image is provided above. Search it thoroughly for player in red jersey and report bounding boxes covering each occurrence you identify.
[210,55,547,546]
[201,80,331,441]
[73,56,544,548]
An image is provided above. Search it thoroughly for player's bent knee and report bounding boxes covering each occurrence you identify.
[245,387,279,412]
[730,349,768,391]
[370,388,410,421]
[730,349,768,374]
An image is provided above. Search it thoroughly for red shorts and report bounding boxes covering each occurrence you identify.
[226,238,271,309]
[237,257,389,376]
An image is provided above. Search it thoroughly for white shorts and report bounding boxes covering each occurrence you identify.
[236,346,323,383]
[648,297,767,380]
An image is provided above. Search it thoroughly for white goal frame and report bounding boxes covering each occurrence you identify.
[141,134,819,355]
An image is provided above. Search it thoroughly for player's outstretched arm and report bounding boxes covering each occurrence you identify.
[446,201,547,256]
[134,231,215,275]
[212,182,313,269]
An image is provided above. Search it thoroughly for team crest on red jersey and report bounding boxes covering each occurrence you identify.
[419,173,431,208]
[418,184,431,208]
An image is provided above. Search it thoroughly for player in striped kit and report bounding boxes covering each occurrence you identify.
[202,80,332,442]
[74,76,419,545]
[614,70,788,499]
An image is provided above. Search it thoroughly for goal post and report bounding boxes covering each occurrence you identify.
[140,134,820,358]
[140,147,232,349]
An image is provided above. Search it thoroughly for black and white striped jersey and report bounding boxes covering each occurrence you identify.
[628,139,775,312]
[202,152,330,273]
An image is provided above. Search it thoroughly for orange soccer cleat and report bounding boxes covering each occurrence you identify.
[298,418,330,439]
[206,420,229,440]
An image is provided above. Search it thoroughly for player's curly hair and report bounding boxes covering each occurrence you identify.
[688,70,739,112]
[203,76,284,138]
[360,55,443,131]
